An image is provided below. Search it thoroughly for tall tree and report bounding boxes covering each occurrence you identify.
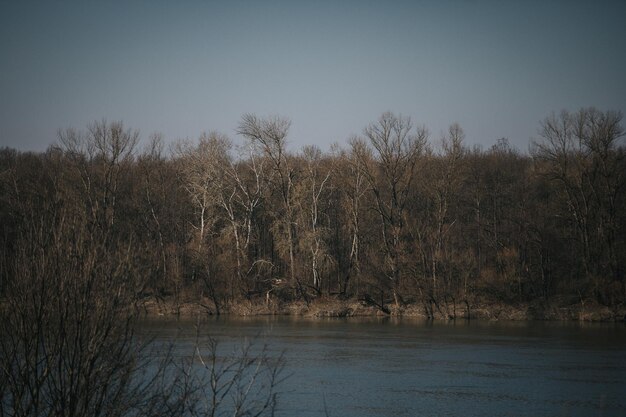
[532,108,625,300]
[296,145,333,293]
[237,115,307,300]
[58,120,138,239]
[354,112,428,306]
[425,123,467,297]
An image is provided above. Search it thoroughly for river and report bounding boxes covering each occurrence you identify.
[139,317,626,417]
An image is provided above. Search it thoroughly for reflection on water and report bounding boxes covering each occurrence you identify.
[138,317,626,417]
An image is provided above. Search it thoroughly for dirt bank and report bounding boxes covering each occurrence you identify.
[136,295,626,322]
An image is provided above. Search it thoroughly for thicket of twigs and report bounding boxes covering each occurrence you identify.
[1,108,625,313]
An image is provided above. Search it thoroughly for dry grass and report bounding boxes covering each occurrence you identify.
[136,295,626,322]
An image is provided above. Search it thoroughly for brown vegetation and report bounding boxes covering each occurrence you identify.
[1,109,625,323]
[0,121,284,417]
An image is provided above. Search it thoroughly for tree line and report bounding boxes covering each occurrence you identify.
[1,108,625,314]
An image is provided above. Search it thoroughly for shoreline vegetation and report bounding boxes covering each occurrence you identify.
[138,295,626,322]
[2,109,626,329]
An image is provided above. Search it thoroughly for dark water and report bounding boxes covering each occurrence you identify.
[139,317,626,417]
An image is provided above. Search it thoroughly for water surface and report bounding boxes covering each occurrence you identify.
[139,317,626,417]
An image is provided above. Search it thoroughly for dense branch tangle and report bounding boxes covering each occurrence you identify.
[1,108,625,318]
[354,112,428,306]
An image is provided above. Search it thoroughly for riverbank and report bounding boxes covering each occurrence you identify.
[137,295,626,322]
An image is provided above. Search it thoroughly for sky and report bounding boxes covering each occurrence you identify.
[1,0,625,153]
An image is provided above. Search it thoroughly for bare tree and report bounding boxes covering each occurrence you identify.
[212,140,277,297]
[58,120,138,237]
[0,180,285,417]
[174,132,236,311]
[0,208,157,417]
[296,145,333,294]
[337,138,370,296]
[532,108,625,298]
[426,123,467,298]
[180,333,285,417]
[137,133,171,293]
[175,132,231,249]
[353,112,428,307]
[237,114,307,301]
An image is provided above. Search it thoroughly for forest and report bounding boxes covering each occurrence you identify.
[1,108,625,318]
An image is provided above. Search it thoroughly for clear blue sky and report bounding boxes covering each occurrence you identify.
[1,0,625,153]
